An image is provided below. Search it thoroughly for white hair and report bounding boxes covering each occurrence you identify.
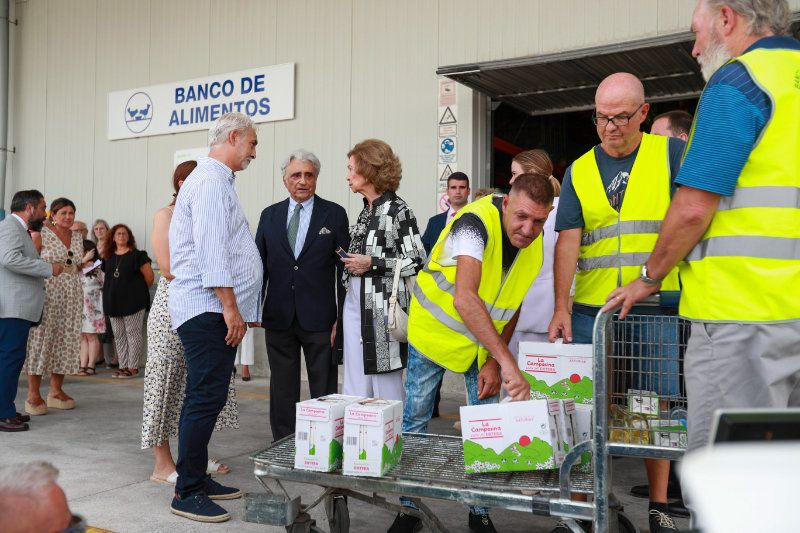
[0,461,59,497]
[207,112,256,147]
[281,149,322,177]
[704,0,791,35]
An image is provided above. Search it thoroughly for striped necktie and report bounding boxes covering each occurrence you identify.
[287,203,302,255]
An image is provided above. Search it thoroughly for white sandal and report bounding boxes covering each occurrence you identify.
[149,471,178,485]
[207,458,230,476]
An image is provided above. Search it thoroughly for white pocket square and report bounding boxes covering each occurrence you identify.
[319,227,331,235]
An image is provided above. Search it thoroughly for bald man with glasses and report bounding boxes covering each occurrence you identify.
[547,73,686,533]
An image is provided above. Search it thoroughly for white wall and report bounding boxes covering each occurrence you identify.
[8,0,740,245]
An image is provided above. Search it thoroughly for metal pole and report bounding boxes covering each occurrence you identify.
[0,0,10,220]
[593,311,612,532]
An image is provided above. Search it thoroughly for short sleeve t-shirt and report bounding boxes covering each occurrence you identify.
[555,136,686,231]
[102,249,152,316]
[438,195,519,272]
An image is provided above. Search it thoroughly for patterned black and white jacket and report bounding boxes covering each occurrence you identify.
[341,191,426,375]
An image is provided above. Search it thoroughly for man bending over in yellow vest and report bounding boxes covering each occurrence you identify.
[386,174,554,533]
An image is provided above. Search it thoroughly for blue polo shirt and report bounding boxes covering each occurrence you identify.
[675,35,800,195]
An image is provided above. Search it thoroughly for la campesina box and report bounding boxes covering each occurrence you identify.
[343,399,403,477]
[459,400,561,474]
[294,394,364,472]
[518,342,593,404]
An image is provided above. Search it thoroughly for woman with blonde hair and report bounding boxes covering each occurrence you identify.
[340,139,426,400]
[508,149,561,354]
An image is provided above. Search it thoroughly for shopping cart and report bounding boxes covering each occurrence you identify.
[247,310,688,533]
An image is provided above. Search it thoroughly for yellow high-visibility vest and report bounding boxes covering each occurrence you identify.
[408,195,543,372]
[679,47,800,322]
[571,132,680,306]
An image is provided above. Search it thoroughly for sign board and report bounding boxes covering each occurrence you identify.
[108,63,295,140]
[436,78,459,213]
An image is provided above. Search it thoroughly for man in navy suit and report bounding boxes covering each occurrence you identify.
[255,150,349,441]
[419,172,470,417]
[421,172,470,254]
[0,190,61,432]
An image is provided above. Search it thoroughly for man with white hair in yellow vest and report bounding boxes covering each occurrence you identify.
[387,174,554,533]
[606,0,800,514]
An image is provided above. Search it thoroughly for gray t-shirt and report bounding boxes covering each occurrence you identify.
[555,137,686,231]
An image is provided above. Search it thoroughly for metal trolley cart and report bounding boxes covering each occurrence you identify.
[248,310,688,533]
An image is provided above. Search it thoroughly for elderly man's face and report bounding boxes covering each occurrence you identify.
[71,221,88,239]
[231,127,258,172]
[595,97,649,155]
[283,159,318,203]
[691,1,733,81]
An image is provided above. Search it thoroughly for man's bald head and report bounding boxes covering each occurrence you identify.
[595,72,645,108]
[593,73,649,157]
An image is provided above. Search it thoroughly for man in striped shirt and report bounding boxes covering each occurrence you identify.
[168,112,263,523]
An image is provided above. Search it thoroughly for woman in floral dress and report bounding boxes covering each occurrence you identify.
[78,240,105,376]
[24,197,83,415]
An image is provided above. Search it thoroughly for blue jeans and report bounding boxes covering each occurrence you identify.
[175,312,237,497]
[399,344,497,516]
[0,318,32,419]
[572,311,680,398]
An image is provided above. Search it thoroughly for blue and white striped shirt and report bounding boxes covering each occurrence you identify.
[168,156,263,329]
[286,195,314,258]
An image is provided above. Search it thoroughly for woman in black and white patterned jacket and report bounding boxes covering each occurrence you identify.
[340,139,426,401]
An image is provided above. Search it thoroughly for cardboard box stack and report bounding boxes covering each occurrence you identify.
[342,399,403,477]
[294,394,364,472]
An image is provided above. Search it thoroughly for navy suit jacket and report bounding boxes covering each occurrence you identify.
[255,195,349,332]
[421,211,448,255]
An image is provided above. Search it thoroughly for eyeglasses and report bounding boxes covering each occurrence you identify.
[65,250,74,266]
[592,104,644,127]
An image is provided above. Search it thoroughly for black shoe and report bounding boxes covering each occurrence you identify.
[630,483,682,500]
[171,492,230,523]
[0,417,29,432]
[203,477,242,500]
[387,512,422,533]
[469,512,497,533]
[550,520,589,532]
[649,509,679,533]
[14,412,31,423]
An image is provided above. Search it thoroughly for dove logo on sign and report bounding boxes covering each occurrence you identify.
[124,92,153,134]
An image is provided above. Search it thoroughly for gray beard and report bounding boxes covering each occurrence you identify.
[699,33,733,81]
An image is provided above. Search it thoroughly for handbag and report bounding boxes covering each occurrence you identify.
[387,259,415,342]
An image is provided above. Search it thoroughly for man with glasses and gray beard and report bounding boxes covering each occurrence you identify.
[548,72,686,533]
[606,0,800,474]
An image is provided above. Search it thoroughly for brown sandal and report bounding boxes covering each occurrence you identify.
[76,367,89,376]
[112,369,131,379]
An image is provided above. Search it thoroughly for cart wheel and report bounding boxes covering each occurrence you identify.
[327,495,350,533]
[616,512,639,533]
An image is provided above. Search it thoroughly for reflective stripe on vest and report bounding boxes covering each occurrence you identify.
[407,194,544,372]
[679,47,800,322]
[571,132,680,306]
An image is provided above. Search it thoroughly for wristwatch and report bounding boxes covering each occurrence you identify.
[639,264,662,285]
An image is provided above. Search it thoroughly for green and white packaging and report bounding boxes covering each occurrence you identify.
[343,399,403,477]
[650,419,688,448]
[573,403,593,467]
[518,342,593,404]
[460,399,560,474]
[627,389,660,418]
[295,394,364,472]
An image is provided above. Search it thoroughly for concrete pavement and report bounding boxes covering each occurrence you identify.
[4,367,688,532]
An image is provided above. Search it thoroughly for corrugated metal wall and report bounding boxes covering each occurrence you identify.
[11,0,797,249]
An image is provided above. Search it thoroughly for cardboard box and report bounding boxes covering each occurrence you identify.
[460,399,560,474]
[627,389,660,418]
[573,403,593,467]
[650,419,688,448]
[343,399,403,477]
[518,342,593,404]
[294,394,364,472]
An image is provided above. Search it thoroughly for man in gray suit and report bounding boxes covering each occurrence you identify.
[0,190,62,432]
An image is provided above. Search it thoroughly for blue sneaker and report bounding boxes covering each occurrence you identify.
[171,492,230,523]
[204,477,243,500]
